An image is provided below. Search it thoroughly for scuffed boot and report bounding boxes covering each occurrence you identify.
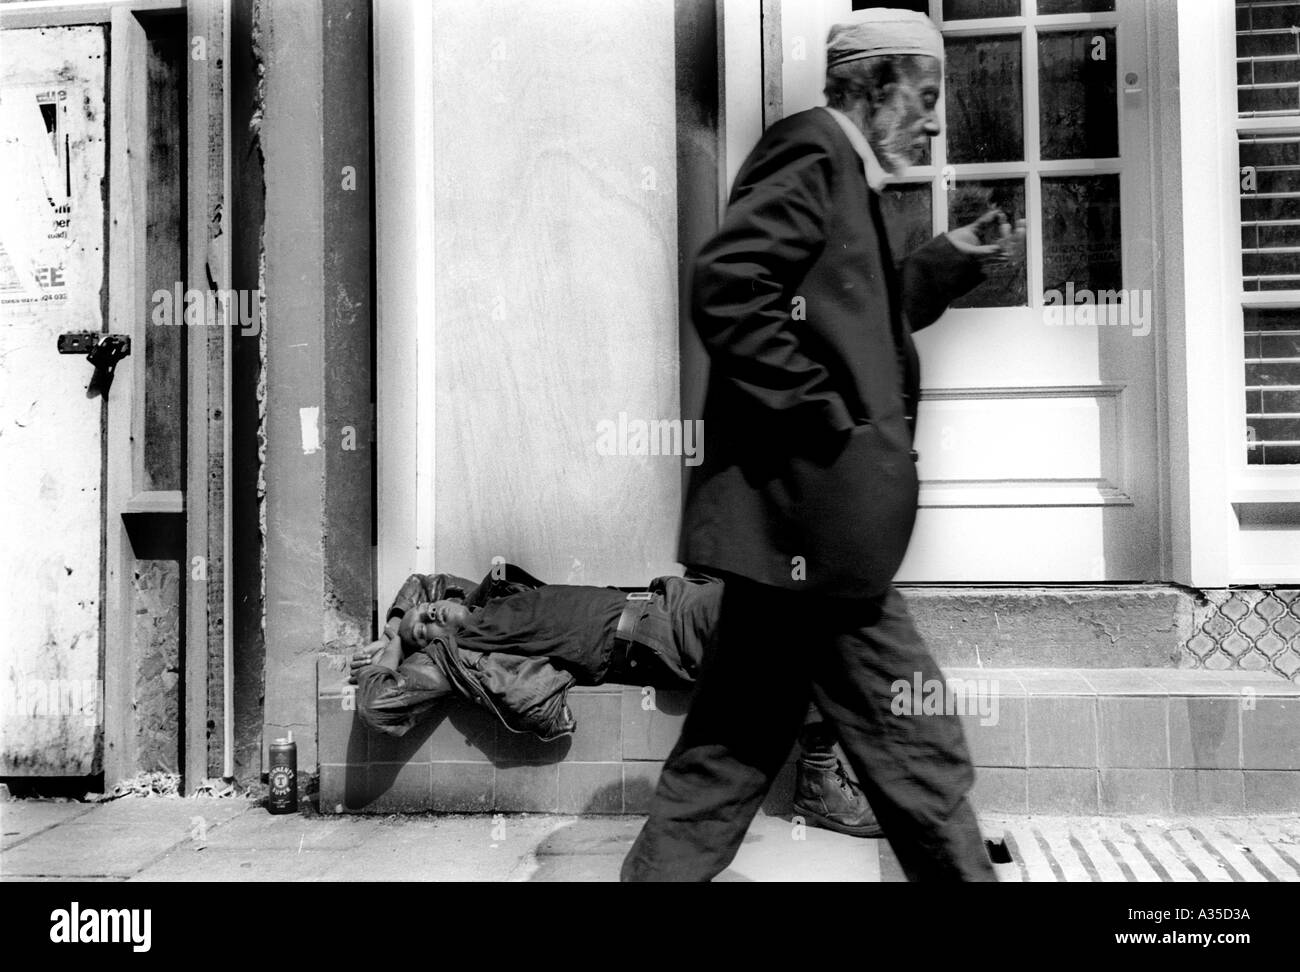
[793,751,883,839]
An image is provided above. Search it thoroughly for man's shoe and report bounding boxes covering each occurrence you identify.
[793,756,883,839]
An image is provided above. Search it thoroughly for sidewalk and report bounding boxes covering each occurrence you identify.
[3,798,1299,881]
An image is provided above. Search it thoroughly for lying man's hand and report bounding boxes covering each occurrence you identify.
[348,638,390,684]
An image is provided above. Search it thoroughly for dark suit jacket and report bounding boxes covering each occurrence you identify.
[679,108,984,598]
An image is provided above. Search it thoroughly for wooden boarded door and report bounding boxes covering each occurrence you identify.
[0,26,108,775]
[433,1,682,586]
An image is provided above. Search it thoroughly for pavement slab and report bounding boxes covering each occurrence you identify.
[525,816,642,881]
[3,798,1300,882]
[1,801,96,851]
[134,847,339,882]
[312,815,560,882]
[720,813,878,882]
[184,810,385,852]
[4,823,195,880]
[1,798,253,880]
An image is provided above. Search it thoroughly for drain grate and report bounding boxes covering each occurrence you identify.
[991,817,1300,882]
[985,836,1013,864]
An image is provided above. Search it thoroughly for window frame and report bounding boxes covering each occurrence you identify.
[884,0,1129,314]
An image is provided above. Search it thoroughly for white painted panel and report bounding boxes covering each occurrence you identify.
[914,308,1101,387]
[1231,522,1300,585]
[375,0,426,603]
[0,26,106,774]
[915,388,1119,486]
[897,507,1134,582]
[722,0,762,196]
[429,0,681,586]
[779,0,851,118]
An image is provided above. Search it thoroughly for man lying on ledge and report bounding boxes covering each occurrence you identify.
[349,563,881,837]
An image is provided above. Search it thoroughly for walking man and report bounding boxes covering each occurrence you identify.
[622,8,1025,882]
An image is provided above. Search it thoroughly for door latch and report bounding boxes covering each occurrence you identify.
[57,330,102,355]
[57,331,131,396]
[87,334,132,368]
[58,331,132,362]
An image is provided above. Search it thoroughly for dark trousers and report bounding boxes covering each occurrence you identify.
[620,574,995,882]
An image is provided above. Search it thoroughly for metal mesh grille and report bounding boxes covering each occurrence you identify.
[1186,589,1300,681]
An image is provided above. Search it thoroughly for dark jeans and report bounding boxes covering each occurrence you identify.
[621,574,995,882]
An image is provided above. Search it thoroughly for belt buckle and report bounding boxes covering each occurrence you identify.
[626,591,653,601]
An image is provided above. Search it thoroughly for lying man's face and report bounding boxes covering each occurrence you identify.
[397,600,472,652]
[429,599,472,628]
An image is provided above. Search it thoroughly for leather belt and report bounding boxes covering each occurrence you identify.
[611,591,653,676]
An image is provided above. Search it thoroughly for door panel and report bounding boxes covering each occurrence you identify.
[0,26,107,774]
[778,0,1162,581]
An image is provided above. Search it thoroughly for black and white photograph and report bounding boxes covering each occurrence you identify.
[0,0,1296,946]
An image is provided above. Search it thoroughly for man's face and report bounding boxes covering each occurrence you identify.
[429,599,471,628]
[397,600,471,652]
[866,56,942,174]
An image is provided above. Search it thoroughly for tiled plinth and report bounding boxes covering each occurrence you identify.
[317,655,690,815]
[317,656,1300,815]
[950,667,1300,815]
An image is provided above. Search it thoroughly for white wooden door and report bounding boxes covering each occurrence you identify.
[0,26,108,774]
[777,0,1163,581]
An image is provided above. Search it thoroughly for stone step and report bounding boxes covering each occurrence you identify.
[902,586,1197,669]
[318,658,1300,816]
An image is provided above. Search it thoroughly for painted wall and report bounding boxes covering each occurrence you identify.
[257,0,374,774]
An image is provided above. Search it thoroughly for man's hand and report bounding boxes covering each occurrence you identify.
[348,637,390,684]
[946,209,1026,270]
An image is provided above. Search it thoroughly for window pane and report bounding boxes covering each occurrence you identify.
[1041,174,1121,297]
[1240,134,1300,291]
[944,35,1024,163]
[944,0,1020,19]
[1237,0,1300,116]
[1245,307,1300,465]
[1039,29,1117,160]
[1037,0,1114,14]
[948,179,1027,306]
[879,182,933,268]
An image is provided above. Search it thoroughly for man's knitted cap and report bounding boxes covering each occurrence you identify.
[826,9,944,69]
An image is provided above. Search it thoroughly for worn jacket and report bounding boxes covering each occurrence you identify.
[680,108,984,598]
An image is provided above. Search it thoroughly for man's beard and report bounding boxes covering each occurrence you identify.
[869,110,919,173]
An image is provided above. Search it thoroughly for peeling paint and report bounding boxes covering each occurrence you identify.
[298,406,320,454]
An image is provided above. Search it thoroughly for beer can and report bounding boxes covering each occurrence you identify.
[268,735,298,814]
